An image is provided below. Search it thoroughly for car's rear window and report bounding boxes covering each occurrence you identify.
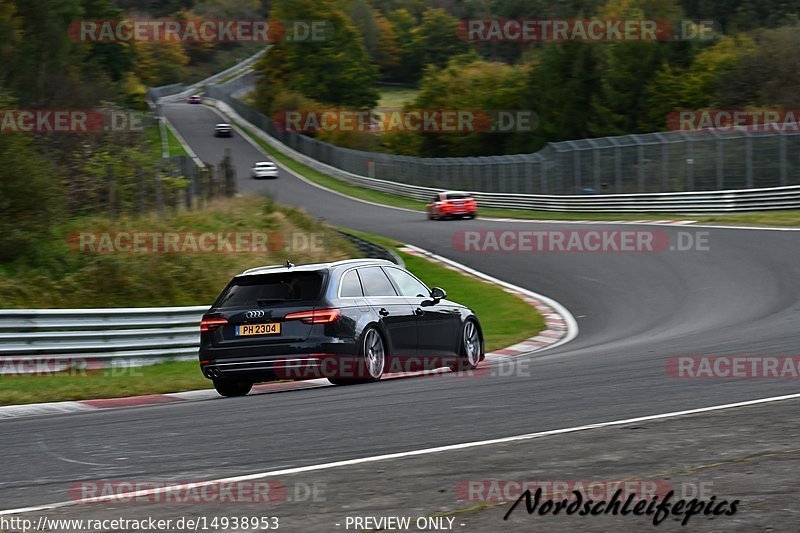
[446,193,471,200]
[214,272,325,308]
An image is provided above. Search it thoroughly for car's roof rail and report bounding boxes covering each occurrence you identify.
[240,258,393,276]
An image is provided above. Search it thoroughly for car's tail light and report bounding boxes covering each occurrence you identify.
[200,316,228,332]
[285,308,340,324]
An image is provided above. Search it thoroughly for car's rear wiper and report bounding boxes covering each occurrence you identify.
[257,298,287,305]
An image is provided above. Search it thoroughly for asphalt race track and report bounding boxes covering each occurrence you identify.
[2,102,799,529]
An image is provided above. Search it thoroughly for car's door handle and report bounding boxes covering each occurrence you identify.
[379,308,390,316]
[414,308,424,316]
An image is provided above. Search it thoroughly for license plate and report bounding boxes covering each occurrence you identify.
[236,323,281,336]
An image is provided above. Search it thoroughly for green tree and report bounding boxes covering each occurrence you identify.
[640,35,755,130]
[407,8,468,81]
[395,56,530,156]
[0,116,62,261]
[255,0,378,109]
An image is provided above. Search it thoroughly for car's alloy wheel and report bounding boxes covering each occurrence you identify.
[213,379,253,397]
[363,328,386,380]
[451,320,482,371]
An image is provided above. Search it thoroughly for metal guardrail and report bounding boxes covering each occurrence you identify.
[0,307,208,374]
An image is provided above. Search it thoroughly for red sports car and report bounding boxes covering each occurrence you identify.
[427,191,478,220]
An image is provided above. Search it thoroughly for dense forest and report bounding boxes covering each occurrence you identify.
[255,0,800,157]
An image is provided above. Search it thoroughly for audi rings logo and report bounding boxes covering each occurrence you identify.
[245,310,266,319]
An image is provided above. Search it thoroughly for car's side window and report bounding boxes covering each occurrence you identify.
[384,267,429,298]
[339,269,363,297]
[358,267,398,297]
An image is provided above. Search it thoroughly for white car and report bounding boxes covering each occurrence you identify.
[251,161,279,179]
[214,123,233,137]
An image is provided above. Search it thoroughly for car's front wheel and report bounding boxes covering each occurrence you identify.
[213,379,253,397]
[450,319,483,371]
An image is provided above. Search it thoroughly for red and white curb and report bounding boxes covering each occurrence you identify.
[0,245,576,421]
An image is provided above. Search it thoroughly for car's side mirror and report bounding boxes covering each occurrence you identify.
[430,287,447,301]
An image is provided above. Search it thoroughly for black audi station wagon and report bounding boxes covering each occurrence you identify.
[199,259,484,396]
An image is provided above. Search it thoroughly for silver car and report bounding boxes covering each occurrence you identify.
[251,161,279,179]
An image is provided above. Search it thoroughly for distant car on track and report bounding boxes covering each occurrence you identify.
[427,191,477,220]
[251,161,279,179]
[199,258,484,397]
[186,94,202,104]
[214,123,233,137]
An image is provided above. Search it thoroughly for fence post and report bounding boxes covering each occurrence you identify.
[197,166,207,208]
[155,165,164,216]
[684,136,694,192]
[745,132,754,188]
[137,170,145,214]
[636,139,645,192]
[780,134,788,186]
[222,148,237,197]
[715,134,724,190]
[107,163,116,218]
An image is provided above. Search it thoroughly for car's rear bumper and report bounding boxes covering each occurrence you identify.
[200,337,360,381]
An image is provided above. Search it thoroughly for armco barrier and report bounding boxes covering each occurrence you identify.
[0,306,208,374]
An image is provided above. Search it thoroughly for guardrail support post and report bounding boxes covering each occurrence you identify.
[745,133,754,188]
[780,134,788,186]
[715,135,724,190]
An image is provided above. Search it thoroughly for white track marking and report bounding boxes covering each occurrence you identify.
[3,392,800,515]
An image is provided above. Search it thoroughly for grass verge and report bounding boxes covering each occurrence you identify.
[164,122,189,157]
[0,361,208,406]
[377,85,420,108]
[1,229,545,405]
